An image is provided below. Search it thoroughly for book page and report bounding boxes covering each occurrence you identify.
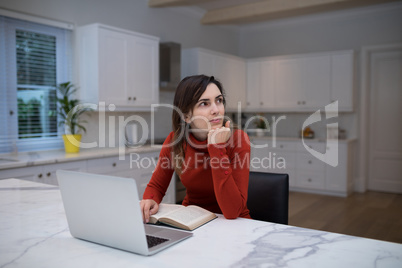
[150,203,183,222]
[162,205,214,226]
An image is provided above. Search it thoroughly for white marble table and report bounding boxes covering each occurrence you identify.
[1,179,401,268]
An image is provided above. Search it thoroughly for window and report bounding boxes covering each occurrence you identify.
[0,15,72,153]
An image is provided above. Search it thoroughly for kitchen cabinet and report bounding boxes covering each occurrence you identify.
[86,151,175,204]
[0,161,87,185]
[181,48,246,111]
[246,59,276,111]
[246,50,354,112]
[267,54,331,111]
[325,141,354,193]
[330,51,355,111]
[250,138,355,196]
[77,23,159,110]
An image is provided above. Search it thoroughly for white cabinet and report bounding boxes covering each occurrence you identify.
[275,57,305,109]
[274,54,331,110]
[246,59,276,111]
[330,51,355,111]
[77,23,159,110]
[325,142,354,194]
[86,151,175,204]
[250,138,355,196]
[0,161,87,185]
[181,48,246,111]
[246,50,354,112]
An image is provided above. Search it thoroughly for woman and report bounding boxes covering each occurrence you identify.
[141,75,251,222]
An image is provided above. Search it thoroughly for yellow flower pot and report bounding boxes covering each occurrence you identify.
[62,134,82,153]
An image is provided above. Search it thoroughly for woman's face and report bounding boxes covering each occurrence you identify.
[185,83,225,140]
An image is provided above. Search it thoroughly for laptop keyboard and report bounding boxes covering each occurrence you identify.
[146,235,169,248]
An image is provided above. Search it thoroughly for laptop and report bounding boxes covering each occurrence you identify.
[56,170,192,256]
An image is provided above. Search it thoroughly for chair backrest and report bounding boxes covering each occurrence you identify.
[247,172,289,224]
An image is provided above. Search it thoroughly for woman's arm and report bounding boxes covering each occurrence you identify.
[141,132,175,221]
[208,129,250,219]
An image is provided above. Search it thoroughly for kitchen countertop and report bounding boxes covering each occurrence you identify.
[249,136,357,143]
[1,178,401,268]
[0,145,162,170]
[0,136,356,170]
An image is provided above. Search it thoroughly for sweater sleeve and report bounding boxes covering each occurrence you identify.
[207,130,251,219]
[142,132,175,203]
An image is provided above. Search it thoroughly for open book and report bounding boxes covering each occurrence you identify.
[148,204,217,231]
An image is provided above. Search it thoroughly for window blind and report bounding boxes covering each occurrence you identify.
[0,15,72,153]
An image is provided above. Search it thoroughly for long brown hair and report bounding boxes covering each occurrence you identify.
[171,75,226,176]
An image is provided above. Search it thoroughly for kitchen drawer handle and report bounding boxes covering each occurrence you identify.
[128,97,132,100]
[47,172,51,177]
[38,173,43,178]
[112,163,116,167]
[308,160,312,164]
[133,97,136,101]
[308,178,312,182]
[280,145,284,148]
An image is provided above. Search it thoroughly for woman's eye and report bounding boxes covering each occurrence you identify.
[200,102,208,106]
[217,98,223,103]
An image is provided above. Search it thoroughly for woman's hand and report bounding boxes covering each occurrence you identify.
[140,199,159,223]
[208,121,231,144]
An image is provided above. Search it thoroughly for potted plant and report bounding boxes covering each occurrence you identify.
[56,82,91,153]
[254,115,269,137]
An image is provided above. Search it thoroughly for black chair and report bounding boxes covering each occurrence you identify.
[247,172,289,224]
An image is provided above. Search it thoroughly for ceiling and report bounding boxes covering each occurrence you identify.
[148,0,402,25]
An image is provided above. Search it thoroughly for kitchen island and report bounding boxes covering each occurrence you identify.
[1,179,401,268]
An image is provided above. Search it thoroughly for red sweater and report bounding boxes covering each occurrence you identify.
[143,129,251,219]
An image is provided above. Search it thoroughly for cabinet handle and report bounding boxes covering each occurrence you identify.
[133,97,136,101]
[260,102,263,105]
[247,102,250,105]
[38,173,43,178]
[297,101,300,105]
[128,97,132,100]
[112,163,116,167]
[47,172,51,177]
[280,145,284,148]
[308,160,312,164]
[308,178,312,182]
[302,101,306,105]
[154,157,158,161]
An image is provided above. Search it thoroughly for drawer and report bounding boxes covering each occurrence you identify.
[87,156,131,173]
[274,151,296,169]
[271,140,297,152]
[250,150,296,171]
[296,153,325,171]
[296,141,326,154]
[296,170,325,190]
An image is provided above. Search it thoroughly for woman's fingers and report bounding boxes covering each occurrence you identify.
[208,121,231,144]
[140,199,158,223]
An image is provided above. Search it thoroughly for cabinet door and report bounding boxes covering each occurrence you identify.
[325,142,349,194]
[130,36,159,106]
[303,54,331,109]
[42,161,87,185]
[0,166,41,182]
[260,59,277,109]
[98,28,130,106]
[275,57,304,109]
[246,60,261,110]
[331,51,354,111]
[222,56,246,111]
